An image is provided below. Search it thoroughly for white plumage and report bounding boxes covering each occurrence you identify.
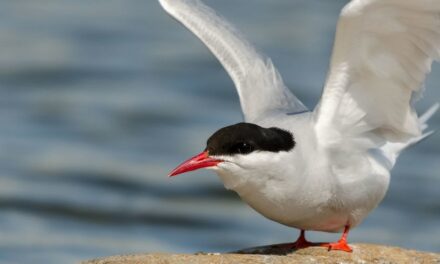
[315,0,440,148]
[159,0,307,122]
[161,0,439,251]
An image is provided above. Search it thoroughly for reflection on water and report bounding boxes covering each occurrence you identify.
[0,0,439,263]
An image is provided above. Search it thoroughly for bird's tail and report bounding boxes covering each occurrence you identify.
[380,103,439,168]
[402,103,439,149]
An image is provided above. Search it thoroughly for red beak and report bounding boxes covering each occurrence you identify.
[169,151,223,177]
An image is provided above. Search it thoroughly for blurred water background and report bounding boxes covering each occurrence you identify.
[0,0,439,263]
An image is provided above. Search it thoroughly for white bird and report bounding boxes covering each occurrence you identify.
[160,0,440,252]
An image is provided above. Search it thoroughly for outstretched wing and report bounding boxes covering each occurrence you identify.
[159,0,307,122]
[314,0,440,150]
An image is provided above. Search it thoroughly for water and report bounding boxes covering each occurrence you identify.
[0,1,439,263]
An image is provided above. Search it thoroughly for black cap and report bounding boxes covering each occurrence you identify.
[206,123,295,156]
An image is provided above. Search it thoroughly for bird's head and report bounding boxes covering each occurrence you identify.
[169,122,295,190]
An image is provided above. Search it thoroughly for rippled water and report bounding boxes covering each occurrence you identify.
[0,1,439,263]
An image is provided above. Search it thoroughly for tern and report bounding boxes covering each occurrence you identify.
[160,0,439,252]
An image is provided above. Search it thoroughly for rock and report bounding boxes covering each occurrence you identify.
[83,244,440,264]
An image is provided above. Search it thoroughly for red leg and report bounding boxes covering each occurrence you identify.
[292,230,316,249]
[277,230,317,250]
[321,225,353,252]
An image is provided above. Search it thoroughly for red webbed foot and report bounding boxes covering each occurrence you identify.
[321,240,353,252]
[321,225,353,252]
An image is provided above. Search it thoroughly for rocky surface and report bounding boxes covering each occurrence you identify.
[83,243,440,264]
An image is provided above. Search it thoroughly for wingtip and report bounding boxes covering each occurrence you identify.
[158,0,167,8]
[158,0,173,12]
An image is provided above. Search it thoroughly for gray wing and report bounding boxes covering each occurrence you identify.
[159,0,307,122]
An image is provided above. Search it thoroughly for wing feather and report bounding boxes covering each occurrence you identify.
[159,0,307,122]
[314,0,440,149]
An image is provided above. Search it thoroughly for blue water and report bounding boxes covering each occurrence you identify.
[0,1,439,263]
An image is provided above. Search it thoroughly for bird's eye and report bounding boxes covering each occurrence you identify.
[231,142,254,154]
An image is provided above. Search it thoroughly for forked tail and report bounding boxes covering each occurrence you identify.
[380,103,439,168]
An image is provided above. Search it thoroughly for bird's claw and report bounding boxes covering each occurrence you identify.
[321,240,353,252]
